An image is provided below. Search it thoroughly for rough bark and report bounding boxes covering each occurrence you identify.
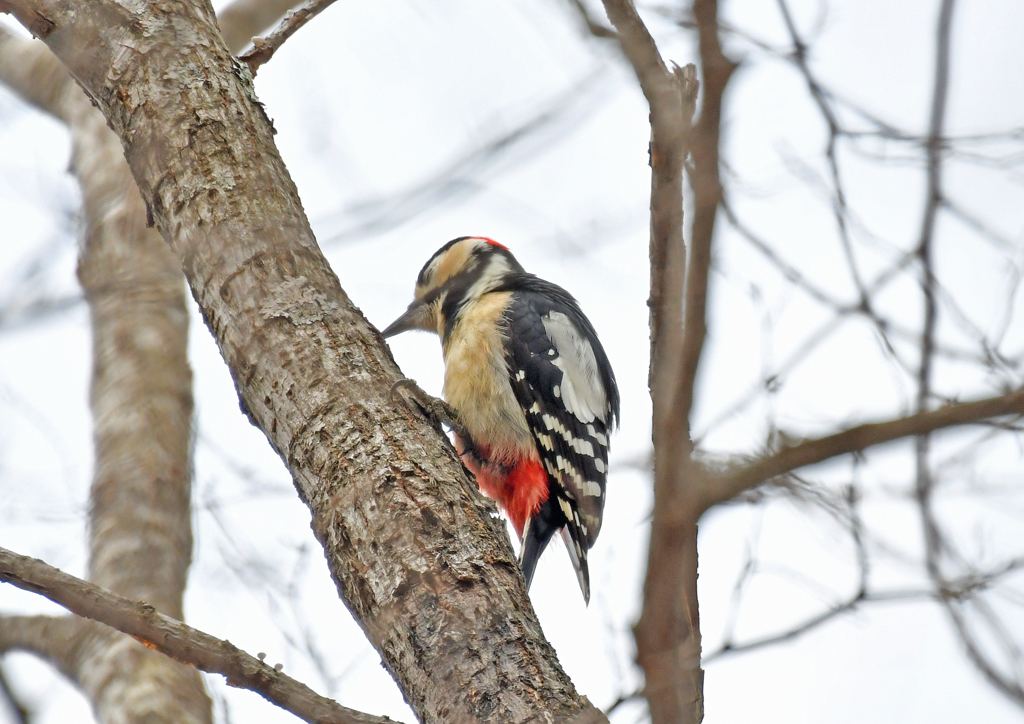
[0,1,604,721]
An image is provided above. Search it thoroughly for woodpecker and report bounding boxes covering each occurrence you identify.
[382,236,619,603]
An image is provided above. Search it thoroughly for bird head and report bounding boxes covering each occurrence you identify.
[382,236,523,339]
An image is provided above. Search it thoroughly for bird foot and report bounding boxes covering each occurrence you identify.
[390,378,466,438]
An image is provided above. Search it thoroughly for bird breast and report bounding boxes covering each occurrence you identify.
[442,292,535,464]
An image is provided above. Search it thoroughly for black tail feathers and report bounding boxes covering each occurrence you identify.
[519,498,591,604]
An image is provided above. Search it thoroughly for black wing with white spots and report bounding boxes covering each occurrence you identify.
[499,274,619,603]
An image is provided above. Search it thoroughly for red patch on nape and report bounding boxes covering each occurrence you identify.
[479,237,508,251]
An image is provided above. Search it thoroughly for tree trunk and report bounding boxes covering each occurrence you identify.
[0,1,605,721]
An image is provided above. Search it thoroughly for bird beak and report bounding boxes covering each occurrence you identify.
[381,300,432,338]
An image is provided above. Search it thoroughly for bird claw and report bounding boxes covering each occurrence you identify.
[390,378,465,437]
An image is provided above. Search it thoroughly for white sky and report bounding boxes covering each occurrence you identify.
[1,0,1023,722]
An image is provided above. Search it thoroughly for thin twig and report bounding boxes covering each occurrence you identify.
[915,0,949,618]
[0,664,29,724]
[564,0,617,38]
[775,0,869,309]
[0,546,394,724]
[238,0,339,74]
[706,388,1024,506]
[704,587,940,664]
[673,0,736,432]
[218,0,304,55]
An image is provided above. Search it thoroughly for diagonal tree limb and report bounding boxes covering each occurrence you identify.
[0,547,394,724]
[0,2,604,721]
[704,389,1024,507]
[218,0,304,56]
[564,0,617,39]
[239,0,339,74]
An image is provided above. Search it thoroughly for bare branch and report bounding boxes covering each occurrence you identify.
[946,600,1024,708]
[0,615,88,680]
[707,389,1024,506]
[238,0,339,74]
[674,0,736,432]
[704,587,940,664]
[564,0,617,39]
[218,0,304,55]
[0,25,70,118]
[0,547,394,724]
[599,4,695,416]
[598,2,707,723]
[775,0,869,309]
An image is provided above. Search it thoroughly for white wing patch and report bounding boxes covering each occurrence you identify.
[542,311,608,424]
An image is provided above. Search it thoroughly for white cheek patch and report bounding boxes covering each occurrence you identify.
[542,311,608,424]
[464,254,512,302]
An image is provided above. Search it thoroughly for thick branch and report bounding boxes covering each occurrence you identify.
[0,615,88,677]
[0,547,393,724]
[707,389,1024,506]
